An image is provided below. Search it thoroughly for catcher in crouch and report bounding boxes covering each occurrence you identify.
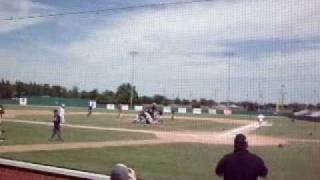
[133,104,162,124]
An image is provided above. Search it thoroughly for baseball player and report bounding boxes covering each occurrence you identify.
[87,101,93,118]
[257,114,265,127]
[49,109,64,142]
[58,104,65,123]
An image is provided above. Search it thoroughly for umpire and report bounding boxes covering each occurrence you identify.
[215,134,268,180]
[49,109,64,142]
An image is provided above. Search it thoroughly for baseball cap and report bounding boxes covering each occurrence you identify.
[234,134,248,151]
[234,134,247,144]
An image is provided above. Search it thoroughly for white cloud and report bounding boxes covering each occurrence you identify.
[0,0,53,33]
[2,0,320,103]
[65,0,320,61]
[60,0,320,102]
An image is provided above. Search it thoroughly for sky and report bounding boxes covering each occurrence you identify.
[0,0,320,104]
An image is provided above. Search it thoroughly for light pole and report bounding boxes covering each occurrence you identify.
[313,89,319,105]
[226,52,234,107]
[129,51,138,108]
[280,84,286,110]
[258,82,263,112]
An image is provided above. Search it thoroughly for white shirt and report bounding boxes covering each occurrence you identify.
[59,107,65,117]
[258,114,265,121]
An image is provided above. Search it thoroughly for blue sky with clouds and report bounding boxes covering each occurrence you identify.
[1,0,320,103]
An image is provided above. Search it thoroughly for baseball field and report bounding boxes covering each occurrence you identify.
[0,105,319,180]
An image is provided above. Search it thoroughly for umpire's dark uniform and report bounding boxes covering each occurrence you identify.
[49,110,63,141]
[215,134,268,180]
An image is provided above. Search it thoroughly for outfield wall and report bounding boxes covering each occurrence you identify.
[0,158,109,180]
[0,97,279,116]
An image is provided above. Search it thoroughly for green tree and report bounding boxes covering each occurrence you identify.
[89,89,99,100]
[115,83,138,104]
[199,98,208,106]
[102,90,115,104]
[0,80,15,98]
[174,97,181,105]
[138,96,153,104]
[153,94,169,105]
[80,90,89,99]
[191,99,201,108]
[207,99,217,107]
[181,99,190,106]
[15,81,25,97]
[70,86,79,98]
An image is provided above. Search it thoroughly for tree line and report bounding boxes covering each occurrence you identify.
[1,79,319,111]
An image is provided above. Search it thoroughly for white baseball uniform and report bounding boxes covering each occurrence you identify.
[59,106,65,123]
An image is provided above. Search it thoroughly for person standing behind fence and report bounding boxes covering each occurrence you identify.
[117,104,122,118]
[0,105,4,119]
[215,134,268,180]
[171,107,175,120]
[0,105,5,142]
[49,109,64,142]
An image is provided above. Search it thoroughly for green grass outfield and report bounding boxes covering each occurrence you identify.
[1,105,320,179]
[1,143,319,180]
[0,121,155,145]
[256,117,320,139]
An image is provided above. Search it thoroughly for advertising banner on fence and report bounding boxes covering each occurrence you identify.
[163,106,172,113]
[121,104,129,111]
[224,109,232,115]
[106,104,115,110]
[193,108,202,114]
[19,98,27,106]
[208,109,217,115]
[134,106,143,111]
[178,107,187,114]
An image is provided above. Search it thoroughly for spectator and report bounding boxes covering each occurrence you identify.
[111,164,136,180]
[117,104,122,118]
[0,105,4,119]
[171,106,175,120]
[87,101,93,118]
[0,105,4,142]
[215,134,268,180]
